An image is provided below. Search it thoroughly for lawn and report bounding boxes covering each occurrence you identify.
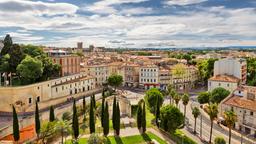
[65,132,167,144]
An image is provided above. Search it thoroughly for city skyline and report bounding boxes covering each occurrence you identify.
[0,0,256,48]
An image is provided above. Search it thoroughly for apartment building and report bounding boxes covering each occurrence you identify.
[208,74,240,92]
[52,55,81,76]
[83,65,109,86]
[123,63,140,87]
[139,65,159,89]
[220,86,256,137]
[159,68,171,90]
[0,73,96,112]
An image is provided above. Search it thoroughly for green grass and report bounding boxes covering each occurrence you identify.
[145,108,154,127]
[65,132,167,144]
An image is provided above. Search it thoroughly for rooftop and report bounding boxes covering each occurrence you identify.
[209,74,240,83]
[224,96,256,111]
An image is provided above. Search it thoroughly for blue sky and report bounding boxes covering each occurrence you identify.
[0,0,256,48]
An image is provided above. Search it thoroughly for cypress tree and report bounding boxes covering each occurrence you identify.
[142,101,146,133]
[101,91,105,127]
[137,104,142,131]
[103,102,109,136]
[12,106,20,142]
[92,94,96,109]
[112,96,117,131]
[89,96,95,133]
[49,106,55,122]
[116,102,120,136]
[35,102,40,139]
[72,100,79,140]
[1,34,13,56]
[156,95,160,127]
[82,96,86,122]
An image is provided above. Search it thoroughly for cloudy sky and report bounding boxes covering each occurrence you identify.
[0,0,256,48]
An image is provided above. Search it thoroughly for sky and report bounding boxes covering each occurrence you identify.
[0,0,256,48]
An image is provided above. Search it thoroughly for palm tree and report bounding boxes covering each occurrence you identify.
[56,120,71,144]
[173,93,181,108]
[192,107,200,134]
[167,84,176,104]
[224,110,237,144]
[206,103,218,144]
[182,93,189,120]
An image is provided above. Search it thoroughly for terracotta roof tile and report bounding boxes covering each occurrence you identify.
[209,74,240,83]
[224,96,256,111]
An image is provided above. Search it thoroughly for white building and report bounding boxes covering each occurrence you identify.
[139,65,159,90]
[208,74,240,92]
[220,86,256,137]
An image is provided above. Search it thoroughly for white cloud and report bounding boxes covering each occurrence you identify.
[165,0,207,6]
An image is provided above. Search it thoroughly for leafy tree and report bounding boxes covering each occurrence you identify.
[192,107,200,134]
[62,111,71,121]
[0,34,12,56]
[89,96,95,133]
[0,54,10,85]
[206,103,219,144]
[197,92,210,104]
[12,106,20,142]
[40,56,61,80]
[144,88,164,113]
[173,94,181,107]
[246,57,256,86]
[72,100,79,140]
[116,102,121,136]
[210,87,230,103]
[56,120,71,144]
[136,102,142,131]
[16,55,43,84]
[183,53,192,64]
[88,133,105,144]
[167,84,176,104]
[112,96,117,132]
[101,91,105,127]
[49,106,55,122]
[182,93,189,120]
[196,58,218,84]
[224,110,237,144]
[141,101,146,133]
[103,102,109,136]
[172,64,186,78]
[22,44,44,57]
[35,102,40,139]
[155,95,160,127]
[9,44,24,73]
[40,121,56,143]
[160,105,184,133]
[107,74,123,90]
[214,137,226,144]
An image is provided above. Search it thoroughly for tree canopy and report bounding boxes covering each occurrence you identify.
[210,87,230,103]
[196,58,218,84]
[214,137,226,144]
[197,92,210,104]
[107,74,123,89]
[144,88,164,113]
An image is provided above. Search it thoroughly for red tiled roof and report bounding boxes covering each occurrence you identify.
[209,74,240,83]
[224,96,256,111]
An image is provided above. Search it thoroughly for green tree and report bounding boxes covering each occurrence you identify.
[136,102,142,131]
[116,102,121,136]
[210,87,230,103]
[103,102,109,136]
[82,96,86,123]
[224,110,237,144]
[89,96,95,133]
[144,88,164,113]
[197,92,210,104]
[196,58,218,84]
[56,120,71,144]
[192,107,200,134]
[112,96,117,132]
[92,94,96,109]
[22,44,44,57]
[183,53,192,64]
[0,54,10,85]
[246,57,256,86]
[16,55,43,84]
[107,74,123,90]
[206,103,219,144]
[9,44,24,73]
[182,93,189,121]
[141,101,146,133]
[40,121,56,143]
[0,34,12,56]
[49,106,55,122]
[173,93,181,107]
[35,102,40,139]
[88,134,105,144]
[214,137,226,144]
[12,106,20,142]
[101,91,105,127]
[72,100,79,140]
[155,95,160,127]
[167,84,176,104]
[160,105,184,133]
[62,111,71,121]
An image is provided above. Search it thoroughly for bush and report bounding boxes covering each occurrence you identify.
[62,111,72,121]
[169,129,197,144]
[214,137,226,144]
[197,92,210,104]
[210,87,230,103]
[87,133,106,144]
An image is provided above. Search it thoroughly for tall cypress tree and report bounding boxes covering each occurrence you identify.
[103,102,109,136]
[35,102,40,139]
[142,101,146,133]
[89,96,95,133]
[12,106,20,142]
[116,102,120,136]
[155,95,160,127]
[82,96,86,122]
[1,34,12,56]
[72,100,79,140]
[49,106,55,122]
[112,96,117,132]
[101,91,105,127]
[92,94,96,109]
[137,104,142,131]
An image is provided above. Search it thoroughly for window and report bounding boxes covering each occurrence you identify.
[56,87,58,92]
[219,83,221,86]
[28,98,32,104]
[37,96,40,102]
[227,84,229,87]
[37,87,40,90]
[62,86,64,90]
[251,111,253,116]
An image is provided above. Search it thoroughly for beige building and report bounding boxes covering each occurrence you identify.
[123,63,140,87]
[139,65,159,89]
[208,74,239,92]
[83,65,108,86]
[220,86,256,137]
[52,55,81,76]
[159,68,171,90]
[0,73,96,112]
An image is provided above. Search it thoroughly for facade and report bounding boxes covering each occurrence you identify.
[159,68,171,90]
[139,65,159,89]
[83,65,109,86]
[52,55,81,76]
[123,63,140,87]
[77,42,83,49]
[214,58,247,84]
[220,86,256,137]
[0,73,96,112]
[208,74,240,92]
